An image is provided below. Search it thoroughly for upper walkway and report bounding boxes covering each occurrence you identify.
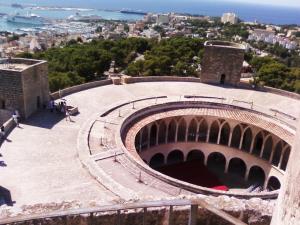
[0,81,298,218]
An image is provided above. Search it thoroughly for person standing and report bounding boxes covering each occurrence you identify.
[12,112,19,127]
[0,125,5,141]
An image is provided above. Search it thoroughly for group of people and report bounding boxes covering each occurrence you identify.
[48,99,72,121]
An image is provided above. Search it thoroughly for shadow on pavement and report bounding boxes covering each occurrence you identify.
[23,110,66,129]
[0,186,15,206]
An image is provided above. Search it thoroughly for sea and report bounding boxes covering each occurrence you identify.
[0,0,300,32]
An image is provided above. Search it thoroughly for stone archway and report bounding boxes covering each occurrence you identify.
[228,158,247,178]
[267,176,281,191]
[186,149,205,164]
[149,153,165,168]
[167,150,184,165]
[207,152,226,172]
[248,166,265,185]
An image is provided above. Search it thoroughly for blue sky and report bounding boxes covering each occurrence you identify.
[224,0,300,7]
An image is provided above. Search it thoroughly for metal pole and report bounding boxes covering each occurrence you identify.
[168,205,174,225]
[132,102,135,109]
[116,210,121,225]
[143,207,147,225]
[188,204,198,225]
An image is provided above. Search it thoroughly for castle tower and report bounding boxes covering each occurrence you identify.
[271,114,300,225]
[0,58,49,122]
[201,41,245,86]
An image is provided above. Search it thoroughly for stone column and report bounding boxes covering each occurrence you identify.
[271,114,300,225]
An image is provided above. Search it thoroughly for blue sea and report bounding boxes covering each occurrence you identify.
[0,0,300,32]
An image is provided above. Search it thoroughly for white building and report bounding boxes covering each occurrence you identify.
[221,13,238,24]
[157,14,170,25]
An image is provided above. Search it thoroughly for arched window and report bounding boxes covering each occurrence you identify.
[198,119,208,142]
[242,128,252,152]
[149,124,158,147]
[188,119,197,142]
[167,120,177,143]
[272,142,283,167]
[158,121,167,144]
[220,123,230,146]
[209,121,219,144]
[186,150,205,164]
[207,152,226,172]
[248,166,265,185]
[267,176,281,191]
[167,150,184,165]
[228,158,247,178]
[141,126,149,151]
[135,132,141,152]
[252,132,264,156]
[177,119,187,142]
[280,147,291,171]
[262,136,273,161]
[149,153,165,168]
[231,125,242,148]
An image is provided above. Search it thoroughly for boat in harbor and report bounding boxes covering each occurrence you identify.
[7,13,48,25]
[68,13,102,22]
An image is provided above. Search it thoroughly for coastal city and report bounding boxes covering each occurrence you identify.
[0,4,299,57]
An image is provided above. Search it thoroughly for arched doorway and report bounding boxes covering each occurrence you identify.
[252,132,264,156]
[149,124,158,147]
[242,128,252,152]
[231,125,242,148]
[198,119,208,142]
[248,166,265,186]
[220,123,230,145]
[149,153,165,168]
[262,136,273,161]
[209,121,219,144]
[280,147,290,171]
[167,120,177,143]
[188,119,197,142]
[177,119,187,142]
[207,152,226,172]
[267,176,281,191]
[158,121,167,144]
[228,158,247,178]
[186,150,205,164]
[167,150,184,165]
[272,142,283,167]
[220,74,226,84]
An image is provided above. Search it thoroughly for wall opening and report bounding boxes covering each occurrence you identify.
[220,74,226,84]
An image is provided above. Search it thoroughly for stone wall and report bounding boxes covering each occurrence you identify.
[0,70,24,117]
[201,42,245,86]
[21,61,49,118]
[50,80,113,100]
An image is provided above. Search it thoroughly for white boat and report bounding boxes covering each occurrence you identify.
[68,13,102,22]
[7,13,48,25]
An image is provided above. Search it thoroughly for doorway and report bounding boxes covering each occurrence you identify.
[220,74,226,84]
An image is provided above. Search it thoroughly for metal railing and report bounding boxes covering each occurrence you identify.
[0,198,247,225]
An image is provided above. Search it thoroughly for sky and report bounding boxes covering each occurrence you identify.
[224,0,300,7]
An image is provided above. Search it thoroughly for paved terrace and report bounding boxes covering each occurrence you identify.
[0,81,299,218]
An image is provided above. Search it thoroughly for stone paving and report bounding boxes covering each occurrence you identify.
[0,82,299,218]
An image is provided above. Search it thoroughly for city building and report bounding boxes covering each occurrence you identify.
[221,12,238,24]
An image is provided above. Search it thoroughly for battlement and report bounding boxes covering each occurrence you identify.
[204,41,245,50]
[0,58,46,72]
